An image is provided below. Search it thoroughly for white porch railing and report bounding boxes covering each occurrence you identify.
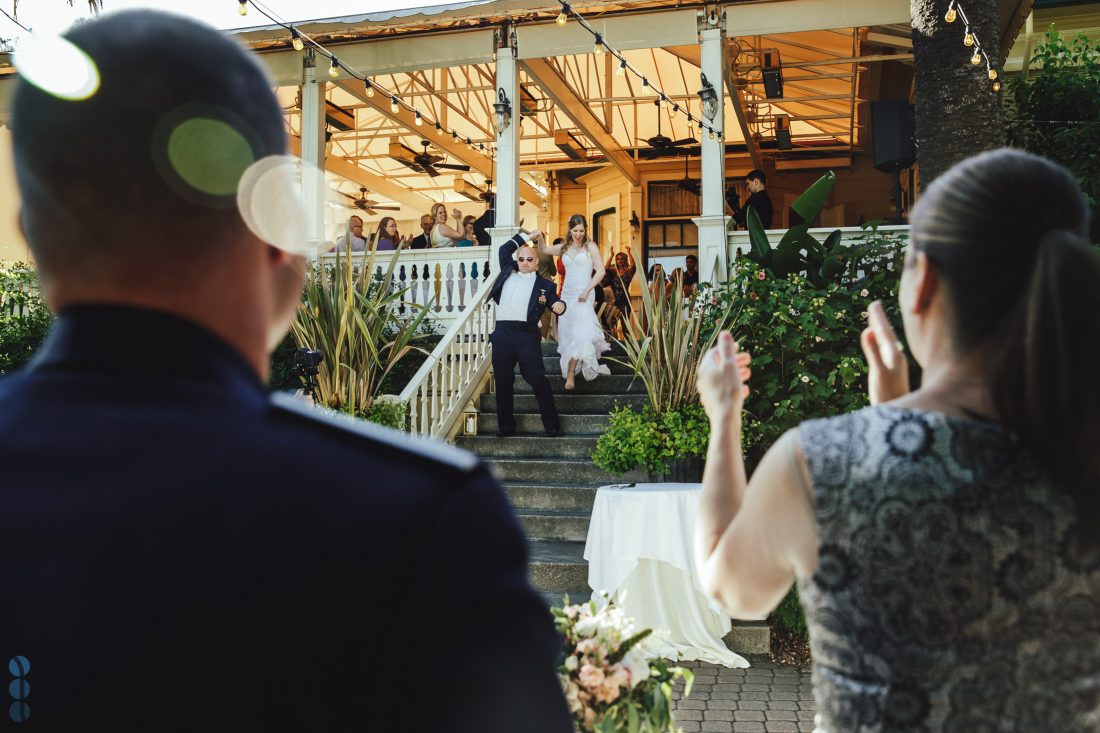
[398,266,498,438]
[318,247,495,328]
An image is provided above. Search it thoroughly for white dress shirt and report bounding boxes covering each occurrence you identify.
[498,271,538,322]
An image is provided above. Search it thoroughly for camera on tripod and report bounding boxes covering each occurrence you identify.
[293,348,324,398]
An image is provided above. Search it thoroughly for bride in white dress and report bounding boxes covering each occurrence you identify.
[539,214,611,389]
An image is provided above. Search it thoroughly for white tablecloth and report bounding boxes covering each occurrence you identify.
[584,483,749,668]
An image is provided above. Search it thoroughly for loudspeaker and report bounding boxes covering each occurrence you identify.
[775,114,792,149]
[762,50,783,99]
[871,100,915,172]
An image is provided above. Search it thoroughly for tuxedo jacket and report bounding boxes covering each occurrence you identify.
[489,233,565,329]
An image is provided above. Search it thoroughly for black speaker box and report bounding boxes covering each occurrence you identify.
[763,69,783,99]
[775,114,792,149]
[871,100,915,172]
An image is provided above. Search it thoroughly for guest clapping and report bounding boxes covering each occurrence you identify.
[693,149,1100,733]
[429,203,465,247]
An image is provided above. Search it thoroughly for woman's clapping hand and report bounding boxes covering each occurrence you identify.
[697,332,752,420]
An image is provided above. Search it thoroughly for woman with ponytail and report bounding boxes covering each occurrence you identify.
[694,149,1100,732]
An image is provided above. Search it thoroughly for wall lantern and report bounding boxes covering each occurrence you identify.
[493,88,513,136]
[698,73,719,122]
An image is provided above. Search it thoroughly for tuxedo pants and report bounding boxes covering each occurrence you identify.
[490,322,560,433]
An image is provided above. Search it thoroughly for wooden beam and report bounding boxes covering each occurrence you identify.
[520,58,640,186]
[866,32,913,49]
[288,135,436,214]
[332,79,545,208]
[775,155,852,171]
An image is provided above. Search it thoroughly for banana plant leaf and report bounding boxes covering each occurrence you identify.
[746,206,772,264]
[790,170,836,223]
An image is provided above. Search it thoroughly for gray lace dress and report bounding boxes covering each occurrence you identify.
[797,405,1100,732]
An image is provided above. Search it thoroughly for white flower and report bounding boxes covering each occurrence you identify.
[860,288,869,297]
[621,646,651,689]
[564,655,579,671]
[575,616,600,637]
[801,375,810,383]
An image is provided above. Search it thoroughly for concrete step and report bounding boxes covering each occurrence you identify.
[505,483,598,512]
[539,590,592,608]
[723,621,772,656]
[515,356,635,375]
[519,509,591,542]
[491,457,645,484]
[514,374,644,395]
[528,540,589,592]
[480,393,646,416]
[456,434,598,459]
[479,412,611,435]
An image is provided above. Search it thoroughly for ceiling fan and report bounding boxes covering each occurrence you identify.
[340,187,400,216]
[640,104,696,159]
[676,153,700,195]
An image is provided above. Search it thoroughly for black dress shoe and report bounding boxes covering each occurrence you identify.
[545,428,563,438]
[496,430,516,438]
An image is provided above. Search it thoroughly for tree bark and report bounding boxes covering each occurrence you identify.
[911,0,1005,185]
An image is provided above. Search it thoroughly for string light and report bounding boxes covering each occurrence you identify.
[238,0,248,16]
[970,50,982,65]
[415,111,423,126]
[945,4,957,23]
[615,58,627,77]
[290,29,304,52]
[556,3,570,25]
[988,68,998,80]
[594,34,604,56]
[328,58,340,78]
[963,31,974,47]
[390,95,400,114]
[992,80,1002,92]
[364,79,375,98]
[941,2,1002,93]
[641,77,649,88]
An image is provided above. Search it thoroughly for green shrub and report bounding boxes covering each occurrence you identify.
[769,586,809,638]
[0,264,53,375]
[361,399,407,430]
[592,403,709,478]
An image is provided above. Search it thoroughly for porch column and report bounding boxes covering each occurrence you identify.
[694,23,730,285]
[300,55,328,258]
[488,31,521,248]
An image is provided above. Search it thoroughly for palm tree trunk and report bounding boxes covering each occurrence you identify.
[910,0,1005,184]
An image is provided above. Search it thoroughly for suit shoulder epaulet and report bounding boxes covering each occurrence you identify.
[268,392,481,473]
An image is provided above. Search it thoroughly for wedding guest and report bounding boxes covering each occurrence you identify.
[374,216,404,251]
[683,254,699,294]
[732,169,773,230]
[429,202,465,247]
[606,249,636,316]
[695,149,1100,732]
[0,11,572,732]
[408,213,433,249]
[330,214,367,252]
[456,214,477,247]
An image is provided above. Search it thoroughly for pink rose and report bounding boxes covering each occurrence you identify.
[757,270,766,280]
[595,676,621,704]
[578,663,605,690]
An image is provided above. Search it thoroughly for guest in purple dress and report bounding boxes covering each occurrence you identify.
[374,216,404,251]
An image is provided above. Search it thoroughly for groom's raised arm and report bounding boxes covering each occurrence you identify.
[497,230,541,271]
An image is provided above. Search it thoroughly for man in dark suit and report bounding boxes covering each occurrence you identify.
[0,12,571,732]
[732,169,775,230]
[408,213,434,249]
[488,230,566,438]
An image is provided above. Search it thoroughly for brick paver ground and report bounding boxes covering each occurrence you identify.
[670,656,817,733]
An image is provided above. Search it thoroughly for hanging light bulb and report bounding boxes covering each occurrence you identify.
[238,0,248,16]
[945,5,957,23]
[970,50,982,65]
[615,58,627,77]
[594,35,604,56]
[641,77,649,88]
[709,128,715,140]
[415,111,423,126]
[452,130,459,141]
[435,121,443,135]
[557,3,570,25]
[290,29,304,52]
[389,96,399,114]
[328,59,340,78]
[963,31,974,47]
[992,80,1002,92]
[988,67,998,80]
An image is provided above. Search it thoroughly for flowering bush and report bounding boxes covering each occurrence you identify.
[698,223,907,469]
[554,595,694,732]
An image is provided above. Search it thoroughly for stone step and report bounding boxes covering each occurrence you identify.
[480,393,646,416]
[456,434,598,459]
[491,457,644,484]
[528,540,589,592]
[513,374,644,395]
[479,412,611,435]
[519,509,591,542]
[541,341,627,357]
[723,621,772,656]
[539,590,592,609]
[505,483,598,512]
[514,356,635,375]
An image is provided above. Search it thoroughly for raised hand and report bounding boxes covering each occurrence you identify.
[452,207,462,220]
[697,332,752,419]
[860,300,910,405]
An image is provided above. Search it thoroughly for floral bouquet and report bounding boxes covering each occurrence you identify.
[553,594,694,732]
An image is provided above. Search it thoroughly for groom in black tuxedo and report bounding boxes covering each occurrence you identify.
[489,230,566,437]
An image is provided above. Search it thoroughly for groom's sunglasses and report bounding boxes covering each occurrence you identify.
[517,256,536,262]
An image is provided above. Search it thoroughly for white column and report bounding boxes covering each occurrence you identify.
[694,25,730,285]
[488,36,521,248]
[300,57,328,258]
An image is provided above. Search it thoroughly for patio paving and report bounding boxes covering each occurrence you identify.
[670,656,817,733]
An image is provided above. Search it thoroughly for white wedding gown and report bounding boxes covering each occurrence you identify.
[557,246,611,381]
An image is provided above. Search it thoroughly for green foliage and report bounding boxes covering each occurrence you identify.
[361,398,407,430]
[592,404,709,478]
[292,245,432,417]
[698,224,906,469]
[745,171,852,287]
[768,586,809,638]
[1006,25,1100,242]
[0,264,53,375]
[268,332,301,392]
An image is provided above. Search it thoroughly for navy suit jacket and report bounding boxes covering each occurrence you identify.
[489,234,565,329]
[0,305,571,732]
